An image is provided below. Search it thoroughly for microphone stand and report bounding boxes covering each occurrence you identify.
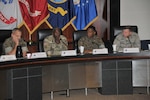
[60,38,67,46]
[127,37,132,47]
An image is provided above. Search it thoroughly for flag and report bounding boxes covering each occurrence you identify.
[0,0,23,29]
[47,0,76,31]
[72,0,98,30]
[18,0,49,34]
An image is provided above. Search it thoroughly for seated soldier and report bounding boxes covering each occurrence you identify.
[3,28,28,57]
[43,27,68,56]
[113,26,141,52]
[78,26,105,54]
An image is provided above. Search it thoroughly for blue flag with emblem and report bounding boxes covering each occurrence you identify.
[47,0,76,30]
[72,0,98,30]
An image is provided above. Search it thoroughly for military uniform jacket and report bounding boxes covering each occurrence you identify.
[3,37,28,54]
[113,32,141,52]
[43,35,68,56]
[78,35,105,51]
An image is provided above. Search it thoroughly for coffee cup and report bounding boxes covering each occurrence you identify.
[112,44,117,52]
[27,53,31,59]
[148,44,150,50]
[79,46,84,54]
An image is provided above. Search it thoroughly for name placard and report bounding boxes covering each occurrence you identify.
[0,55,16,62]
[31,52,47,58]
[123,48,140,53]
[61,50,77,56]
[92,48,108,54]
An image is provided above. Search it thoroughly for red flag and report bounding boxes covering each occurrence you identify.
[18,0,49,34]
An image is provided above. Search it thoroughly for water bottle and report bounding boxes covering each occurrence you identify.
[16,46,23,58]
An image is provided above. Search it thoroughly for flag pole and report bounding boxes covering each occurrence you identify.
[28,33,33,45]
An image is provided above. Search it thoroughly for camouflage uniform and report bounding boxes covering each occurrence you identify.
[113,32,141,52]
[43,35,68,56]
[78,35,105,51]
[3,37,28,54]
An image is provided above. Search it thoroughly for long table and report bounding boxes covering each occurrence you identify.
[0,51,150,69]
[0,51,150,100]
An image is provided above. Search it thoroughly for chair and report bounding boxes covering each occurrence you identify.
[73,30,114,53]
[104,40,113,53]
[113,25,138,37]
[0,30,12,55]
[113,26,138,42]
[37,29,53,52]
[141,40,150,50]
[73,30,87,52]
[37,29,70,99]
[73,30,100,96]
[108,26,138,52]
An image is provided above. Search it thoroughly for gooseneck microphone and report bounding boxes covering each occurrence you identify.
[127,37,132,47]
[60,38,67,46]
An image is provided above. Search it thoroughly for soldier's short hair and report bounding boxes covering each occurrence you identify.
[87,26,97,34]
[52,27,62,35]
[12,28,22,34]
[123,26,132,31]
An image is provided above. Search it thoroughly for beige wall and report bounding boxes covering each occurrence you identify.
[120,0,150,40]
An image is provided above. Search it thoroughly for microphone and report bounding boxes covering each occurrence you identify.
[127,37,132,47]
[60,38,67,46]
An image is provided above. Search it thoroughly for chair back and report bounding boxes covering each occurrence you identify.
[37,29,53,52]
[141,40,150,50]
[0,30,12,55]
[113,25,138,37]
[73,30,87,51]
